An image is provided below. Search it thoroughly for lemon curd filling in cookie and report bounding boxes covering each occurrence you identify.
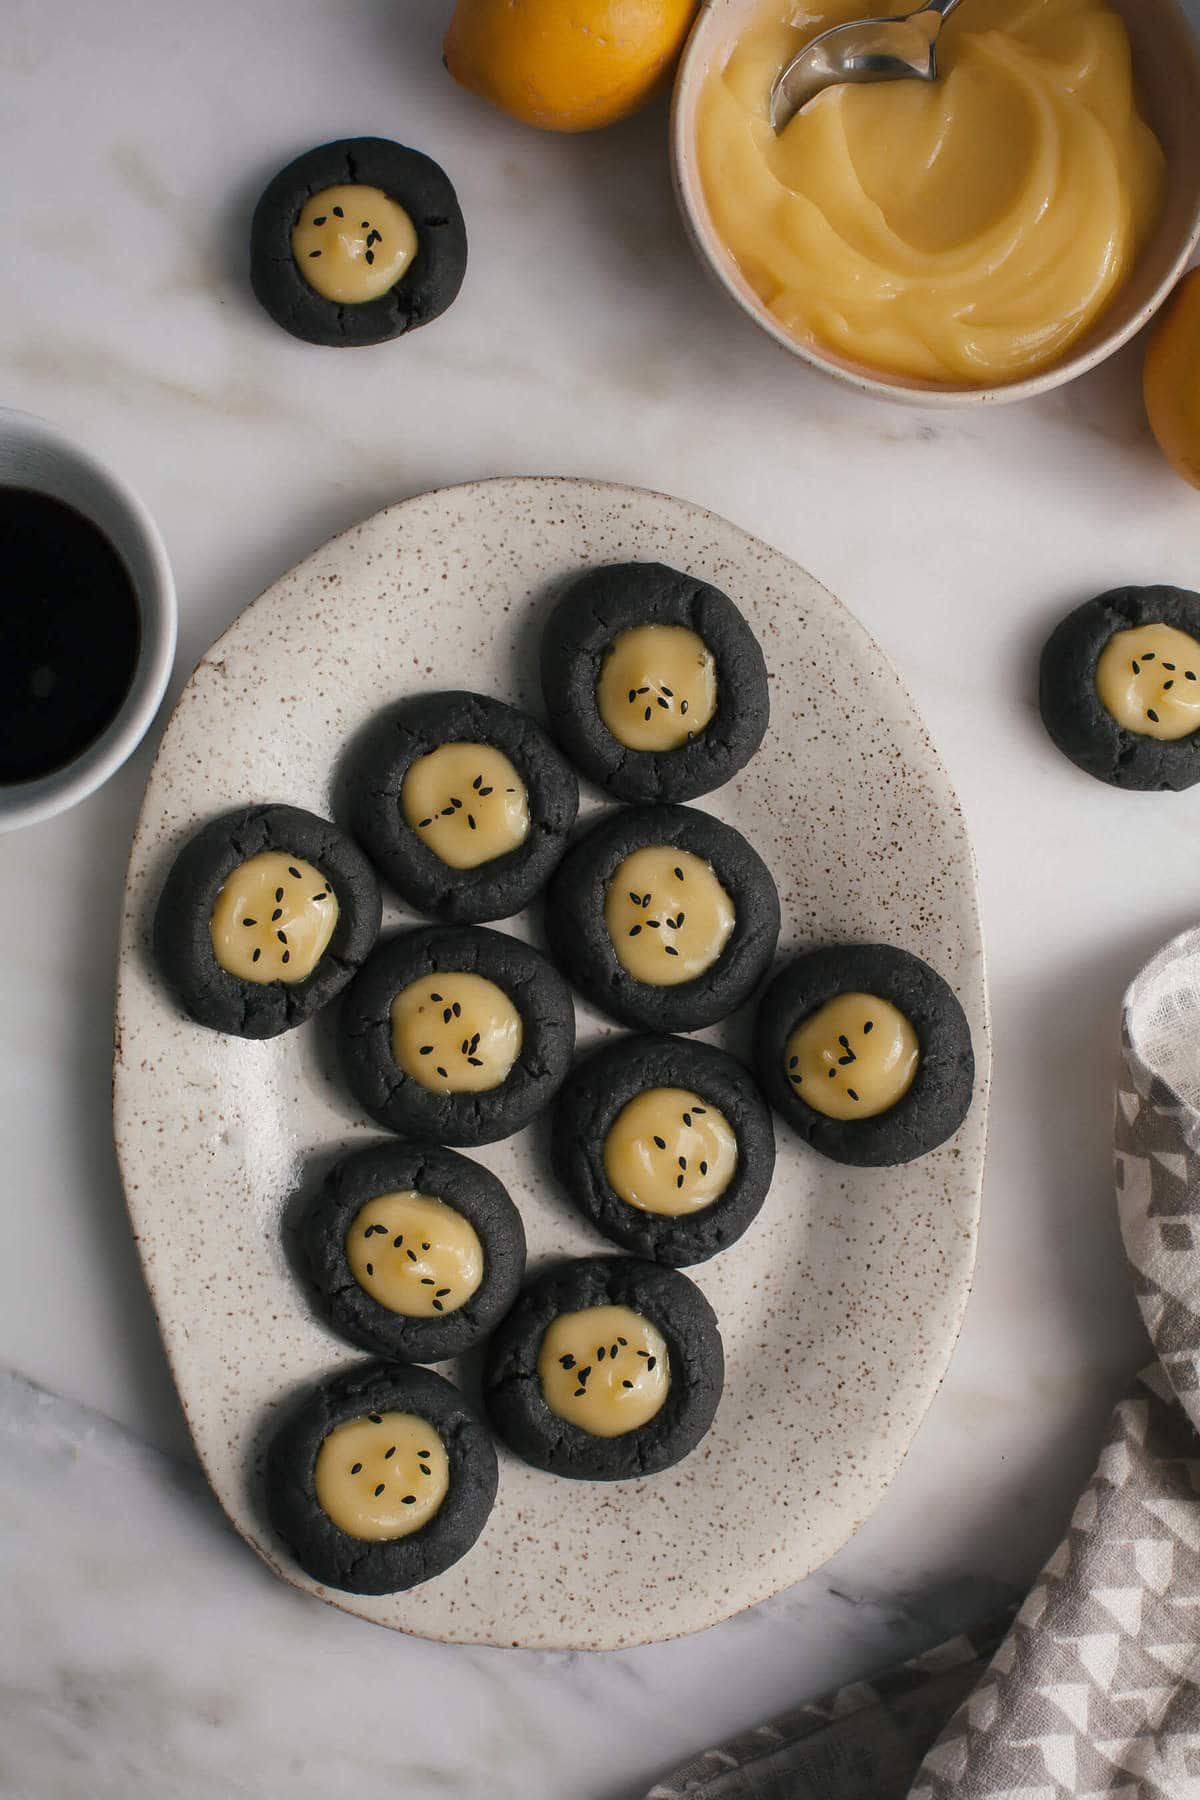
[1095,623,1200,741]
[604,847,735,986]
[209,851,338,984]
[346,1191,484,1318]
[390,972,523,1093]
[785,992,919,1122]
[314,1411,449,1540]
[400,742,530,870]
[603,1087,738,1216]
[537,1304,669,1437]
[291,184,418,304]
[597,624,718,752]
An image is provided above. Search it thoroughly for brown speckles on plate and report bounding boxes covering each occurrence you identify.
[112,477,988,1651]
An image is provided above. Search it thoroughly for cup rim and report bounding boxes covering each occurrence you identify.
[0,408,177,832]
[670,0,1200,408]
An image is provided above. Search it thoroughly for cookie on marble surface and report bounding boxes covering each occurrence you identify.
[339,924,575,1146]
[300,1140,526,1362]
[1039,585,1200,790]
[152,803,381,1038]
[754,943,974,1167]
[551,1034,775,1265]
[540,561,769,802]
[265,1361,497,1593]
[250,137,467,348]
[544,803,780,1033]
[483,1256,723,1481]
[349,691,578,923]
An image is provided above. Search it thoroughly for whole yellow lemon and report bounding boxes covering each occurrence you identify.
[1144,268,1200,492]
[444,0,699,133]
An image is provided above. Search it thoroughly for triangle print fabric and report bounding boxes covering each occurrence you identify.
[644,929,1200,1800]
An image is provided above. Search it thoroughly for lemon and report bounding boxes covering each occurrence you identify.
[444,0,699,133]
[1144,268,1200,492]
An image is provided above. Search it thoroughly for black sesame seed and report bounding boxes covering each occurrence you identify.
[308,250,322,258]
[281,951,290,964]
[1165,663,1177,671]
[682,1112,692,1126]
[656,698,670,710]
[1188,672,1197,682]
[275,888,284,902]
[637,1350,649,1358]
[1133,660,1141,674]
[629,925,642,937]
[479,786,493,796]
[419,1464,431,1475]
[559,1353,575,1369]
[276,929,287,944]
[407,1250,418,1262]
[467,814,476,830]
[366,1262,373,1276]
[333,206,344,217]
[436,1066,448,1078]
[646,919,660,929]
[863,1022,874,1034]
[432,1300,444,1311]
[578,1366,591,1381]
[420,1277,435,1286]
[647,1357,656,1370]
[450,796,463,809]
[597,1346,606,1361]
[610,1343,619,1358]
[644,707,652,721]
[312,216,326,226]
[436,1288,451,1297]
[622,1379,634,1389]
[443,1006,453,1022]
[618,1337,627,1345]
[1148,709,1160,722]
[847,1088,860,1101]
[419,1045,433,1055]
[430,993,443,1002]
[252,948,261,963]
[828,1068,837,1078]
[385,1445,396,1458]
[469,1033,480,1052]
[678,1156,687,1170]
[461,1038,470,1054]
[453,1003,462,1018]
[393,1235,403,1248]
[288,866,301,879]
[422,1243,430,1250]
[680,700,688,714]
[272,908,282,921]
[361,220,370,229]
[472,774,482,790]
[417,817,433,829]
[402,1495,416,1505]
[674,867,684,880]
[1143,651,1156,660]
[242,917,257,927]
[628,890,640,904]
[467,1056,484,1066]
[368,1413,382,1423]
[664,944,679,956]
[699,1160,708,1174]
[1165,681,1176,691]
[661,686,674,698]
[676,1174,684,1188]
[693,1105,706,1114]
[653,1135,666,1149]
[574,1388,586,1398]
[365,250,375,265]
[351,1462,362,1473]
[440,806,455,817]
[628,688,637,703]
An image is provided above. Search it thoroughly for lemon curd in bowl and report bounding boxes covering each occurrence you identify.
[693,0,1169,388]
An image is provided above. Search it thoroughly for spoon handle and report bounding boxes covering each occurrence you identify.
[923,0,966,16]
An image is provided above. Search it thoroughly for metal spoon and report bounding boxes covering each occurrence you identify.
[771,0,966,133]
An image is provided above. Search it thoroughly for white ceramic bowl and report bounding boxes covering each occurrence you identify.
[0,410,176,831]
[671,0,1200,407]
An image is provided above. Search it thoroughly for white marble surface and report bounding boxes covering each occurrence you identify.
[3,0,1200,1791]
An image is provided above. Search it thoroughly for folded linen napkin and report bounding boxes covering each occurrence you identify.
[647,928,1200,1800]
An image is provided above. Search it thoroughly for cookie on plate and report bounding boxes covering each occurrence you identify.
[483,1256,724,1481]
[300,1140,526,1361]
[153,803,381,1038]
[540,562,769,802]
[250,137,467,348]
[266,1361,497,1593]
[1039,585,1200,790]
[551,1034,775,1265]
[339,925,575,1146]
[544,803,780,1033]
[754,943,974,1167]
[349,691,578,923]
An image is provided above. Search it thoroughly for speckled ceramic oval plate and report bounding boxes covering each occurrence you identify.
[113,477,989,1650]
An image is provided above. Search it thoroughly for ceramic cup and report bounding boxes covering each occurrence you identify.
[0,409,176,831]
[671,0,1200,407]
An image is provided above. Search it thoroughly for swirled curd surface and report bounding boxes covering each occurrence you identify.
[696,0,1166,384]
